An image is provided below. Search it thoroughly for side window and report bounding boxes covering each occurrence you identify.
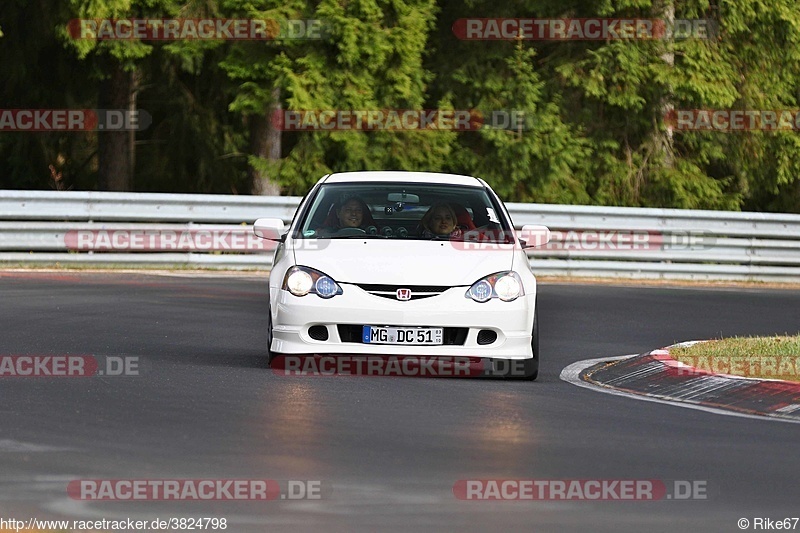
[307,199,335,231]
[295,186,330,236]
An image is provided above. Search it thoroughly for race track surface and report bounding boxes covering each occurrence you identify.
[1,272,799,532]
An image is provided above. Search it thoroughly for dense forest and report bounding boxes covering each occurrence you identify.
[2,0,800,212]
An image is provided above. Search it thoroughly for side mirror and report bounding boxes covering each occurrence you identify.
[253,218,286,241]
[519,225,551,248]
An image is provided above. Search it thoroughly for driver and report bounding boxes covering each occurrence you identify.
[318,195,375,234]
[338,197,366,228]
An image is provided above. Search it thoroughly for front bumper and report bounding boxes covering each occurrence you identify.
[270,283,536,359]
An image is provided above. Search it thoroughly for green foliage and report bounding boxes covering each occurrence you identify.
[0,0,98,189]
[3,0,800,212]
[229,0,451,194]
[134,45,250,192]
[62,0,159,63]
[449,43,591,204]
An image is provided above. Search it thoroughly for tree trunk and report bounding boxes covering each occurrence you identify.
[98,59,136,191]
[658,1,675,168]
[250,87,282,196]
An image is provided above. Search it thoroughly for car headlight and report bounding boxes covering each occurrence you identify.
[286,269,313,296]
[467,280,493,303]
[494,274,521,301]
[466,272,524,302]
[283,266,342,298]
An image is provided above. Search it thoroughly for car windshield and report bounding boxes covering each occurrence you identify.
[294,182,514,241]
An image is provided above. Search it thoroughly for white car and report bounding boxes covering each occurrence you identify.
[254,171,550,379]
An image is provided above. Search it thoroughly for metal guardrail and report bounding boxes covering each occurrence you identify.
[2,190,800,281]
[0,190,300,223]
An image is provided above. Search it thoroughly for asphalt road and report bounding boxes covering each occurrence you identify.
[1,271,799,532]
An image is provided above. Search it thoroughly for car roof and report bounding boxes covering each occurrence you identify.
[322,171,484,187]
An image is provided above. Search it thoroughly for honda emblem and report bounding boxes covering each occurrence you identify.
[396,288,411,301]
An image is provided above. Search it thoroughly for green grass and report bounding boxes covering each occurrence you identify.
[670,336,800,382]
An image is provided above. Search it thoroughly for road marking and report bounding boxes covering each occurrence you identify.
[559,355,800,425]
[0,439,73,452]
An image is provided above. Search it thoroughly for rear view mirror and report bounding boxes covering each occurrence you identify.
[387,193,419,203]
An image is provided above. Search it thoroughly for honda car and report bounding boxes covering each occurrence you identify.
[254,171,550,379]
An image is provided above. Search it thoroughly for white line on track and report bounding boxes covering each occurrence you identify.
[559,355,800,425]
[0,439,74,452]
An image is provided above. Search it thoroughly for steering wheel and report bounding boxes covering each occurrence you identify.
[462,229,482,242]
[335,227,367,236]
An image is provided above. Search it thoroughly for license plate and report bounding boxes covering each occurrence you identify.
[362,326,443,345]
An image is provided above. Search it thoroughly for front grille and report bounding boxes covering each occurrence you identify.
[350,283,454,300]
[337,325,468,345]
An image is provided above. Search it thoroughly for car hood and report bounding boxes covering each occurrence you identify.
[291,239,515,286]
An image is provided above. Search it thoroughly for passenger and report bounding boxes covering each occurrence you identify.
[420,202,464,238]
